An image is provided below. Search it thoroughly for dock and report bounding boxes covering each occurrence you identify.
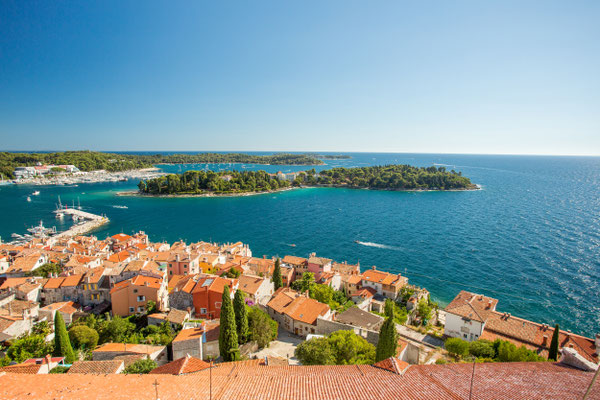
[52,208,109,241]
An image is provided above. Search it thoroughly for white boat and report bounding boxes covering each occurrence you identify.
[112,205,128,209]
[32,191,40,196]
[26,196,31,202]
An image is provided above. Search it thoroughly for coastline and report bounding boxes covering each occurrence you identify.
[10,168,165,186]
[117,184,481,198]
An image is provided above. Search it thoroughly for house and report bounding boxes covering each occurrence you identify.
[58,274,84,302]
[0,355,64,374]
[316,272,342,291]
[68,360,125,374]
[307,254,332,278]
[280,264,296,287]
[350,287,377,311]
[237,274,274,305]
[335,306,384,332]
[361,267,407,300]
[246,257,275,277]
[149,355,211,375]
[331,261,360,276]
[109,275,168,317]
[0,299,39,340]
[80,267,110,306]
[118,260,165,283]
[92,343,168,366]
[41,277,66,304]
[5,253,48,276]
[171,327,205,360]
[281,255,308,276]
[342,274,362,294]
[110,233,136,252]
[38,301,80,324]
[148,308,190,329]
[444,290,600,365]
[191,276,237,319]
[0,277,43,302]
[167,251,200,276]
[267,288,332,337]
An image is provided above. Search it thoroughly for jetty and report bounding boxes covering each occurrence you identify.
[52,208,109,241]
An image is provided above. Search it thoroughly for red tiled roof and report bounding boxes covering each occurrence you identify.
[149,355,210,375]
[445,290,498,323]
[0,361,596,399]
[67,360,124,374]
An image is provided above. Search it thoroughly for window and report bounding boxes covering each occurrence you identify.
[138,306,144,312]
[137,295,145,302]
[129,307,135,313]
[133,289,138,293]
[200,308,207,314]
[93,284,97,290]
[215,302,222,309]
[169,271,173,275]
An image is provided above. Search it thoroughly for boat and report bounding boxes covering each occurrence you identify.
[118,177,128,182]
[32,191,40,196]
[112,205,128,209]
[289,244,296,247]
[26,196,31,202]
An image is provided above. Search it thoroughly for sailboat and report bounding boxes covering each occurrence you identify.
[77,197,82,210]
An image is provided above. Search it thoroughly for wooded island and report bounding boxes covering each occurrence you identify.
[136,165,477,195]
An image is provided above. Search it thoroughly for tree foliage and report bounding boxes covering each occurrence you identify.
[27,262,62,278]
[247,306,278,349]
[233,290,249,344]
[218,286,240,361]
[293,164,475,190]
[7,335,53,363]
[548,324,560,361]
[295,331,375,365]
[375,306,398,362]
[272,258,282,291]
[68,325,99,350]
[445,337,470,358]
[123,358,157,374]
[444,338,546,362]
[53,312,75,363]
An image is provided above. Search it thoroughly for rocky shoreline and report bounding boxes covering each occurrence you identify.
[11,168,166,186]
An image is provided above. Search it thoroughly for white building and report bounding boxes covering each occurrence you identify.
[443,291,498,341]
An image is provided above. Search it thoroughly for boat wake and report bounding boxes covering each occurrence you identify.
[355,241,400,250]
[112,205,128,209]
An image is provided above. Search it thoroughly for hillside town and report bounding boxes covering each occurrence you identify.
[0,230,598,398]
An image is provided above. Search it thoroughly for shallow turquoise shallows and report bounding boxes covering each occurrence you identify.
[1,153,599,337]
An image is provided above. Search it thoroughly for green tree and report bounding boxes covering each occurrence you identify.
[27,262,62,278]
[247,306,278,348]
[218,285,240,361]
[123,358,157,374]
[445,337,470,358]
[328,330,375,365]
[548,324,560,361]
[53,312,75,363]
[295,337,335,365]
[31,321,52,337]
[7,335,52,363]
[233,290,249,344]
[291,272,315,293]
[375,306,398,362]
[272,258,283,290]
[468,339,495,359]
[145,300,158,315]
[417,299,432,325]
[99,316,136,344]
[68,325,99,350]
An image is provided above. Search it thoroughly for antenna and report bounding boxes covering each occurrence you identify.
[152,379,160,400]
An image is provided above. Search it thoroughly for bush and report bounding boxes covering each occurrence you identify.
[49,366,70,374]
[247,306,278,348]
[445,337,469,358]
[295,331,375,365]
[7,335,53,363]
[435,358,447,365]
[69,325,99,350]
[123,358,157,374]
[468,340,495,359]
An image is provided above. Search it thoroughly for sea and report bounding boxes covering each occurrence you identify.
[1,152,599,338]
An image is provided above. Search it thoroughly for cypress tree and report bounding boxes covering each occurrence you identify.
[272,258,282,290]
[375,306,398,362]
[548,324,560,361]
[53,311,75,363]
[233,289,249,344]
[219,285,240,361]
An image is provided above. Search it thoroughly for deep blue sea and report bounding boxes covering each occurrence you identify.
[1,153,599,337]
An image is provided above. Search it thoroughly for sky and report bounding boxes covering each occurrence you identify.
[0,1,599,155]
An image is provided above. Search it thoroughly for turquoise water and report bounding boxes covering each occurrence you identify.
[1,153,599,337]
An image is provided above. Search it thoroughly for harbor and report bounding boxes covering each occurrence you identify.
[7,198,109,245]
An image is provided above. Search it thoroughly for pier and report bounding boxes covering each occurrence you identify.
[52,208,109,241]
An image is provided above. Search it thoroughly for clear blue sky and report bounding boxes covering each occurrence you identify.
[1,1,598,155]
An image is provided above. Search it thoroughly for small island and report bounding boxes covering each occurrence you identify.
[135,164,477,196]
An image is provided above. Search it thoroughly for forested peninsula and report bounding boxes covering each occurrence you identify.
[136,165,477,196]
[0,151,323,179]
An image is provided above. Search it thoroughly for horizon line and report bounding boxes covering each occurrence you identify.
[1,149,600,157]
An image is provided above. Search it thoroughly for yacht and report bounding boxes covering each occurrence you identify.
[32,191,40,196]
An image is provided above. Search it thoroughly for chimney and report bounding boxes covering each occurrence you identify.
[486,300,492,309]
[595,333,600,350]
[371,266,376,270]
[542,335,548,346]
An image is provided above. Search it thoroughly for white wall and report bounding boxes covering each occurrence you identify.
[444,313,484,341]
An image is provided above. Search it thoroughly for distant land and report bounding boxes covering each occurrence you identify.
[0,151,325,179]
[133,165,477,196]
